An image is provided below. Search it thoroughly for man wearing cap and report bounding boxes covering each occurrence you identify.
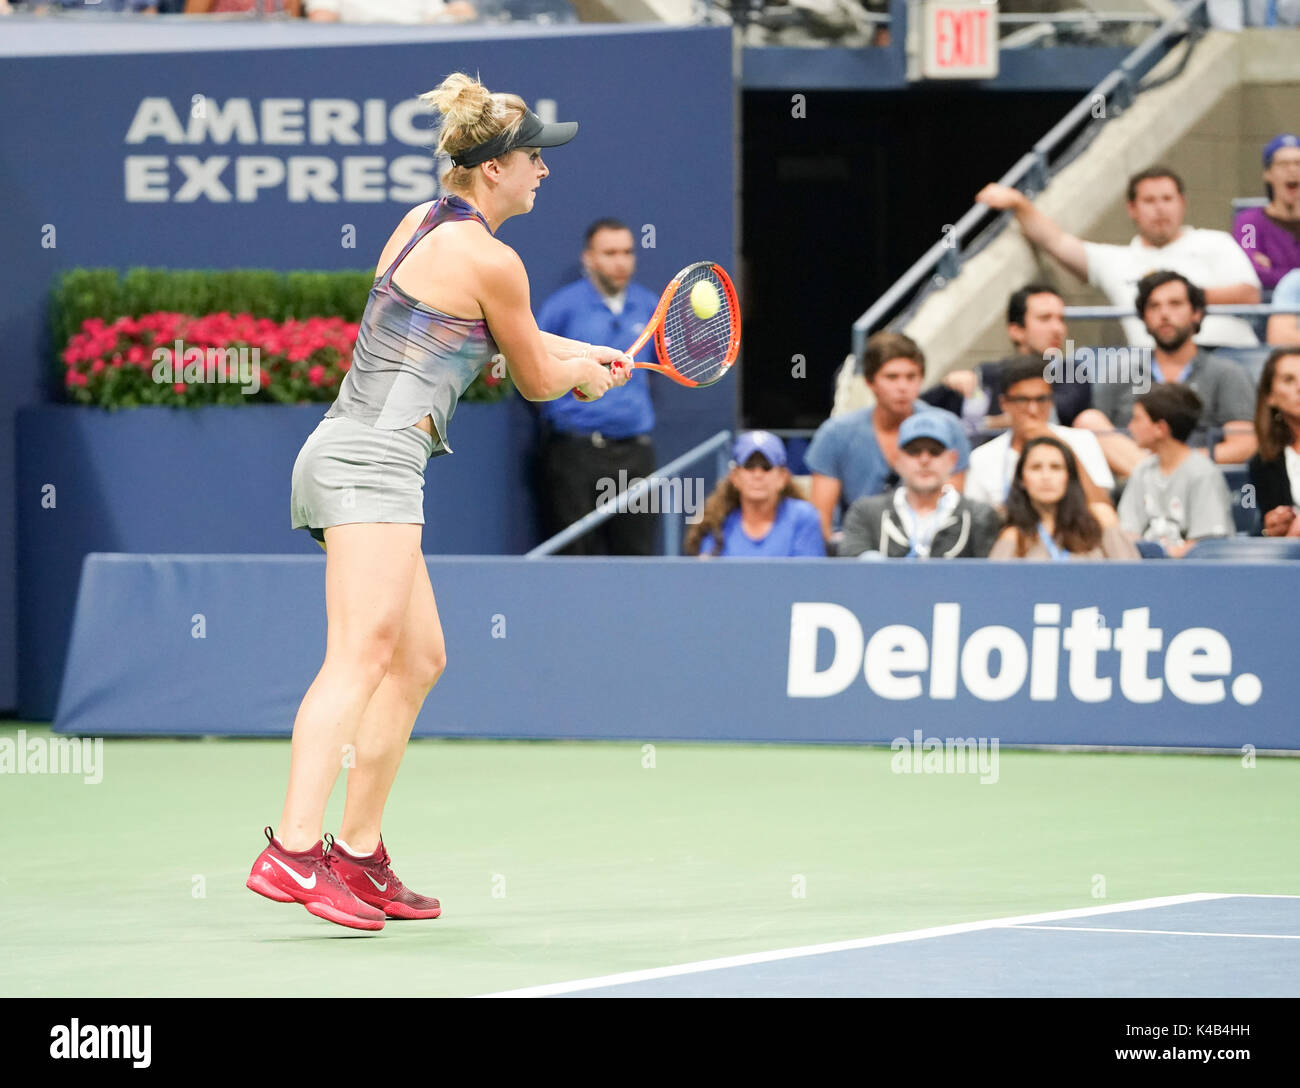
[839,414,999,559]
[1234,135,1300,291]
[535,218,660,554]
[806,331,969,544]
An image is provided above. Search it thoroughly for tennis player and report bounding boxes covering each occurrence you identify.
[246,73,632,931]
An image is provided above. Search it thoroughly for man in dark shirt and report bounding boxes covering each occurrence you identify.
[922,283,1091,431]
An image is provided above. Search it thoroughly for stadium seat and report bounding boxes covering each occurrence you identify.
[1220,463,1261,535]
[1134,539,1167,559]
[1185,537,1300,560]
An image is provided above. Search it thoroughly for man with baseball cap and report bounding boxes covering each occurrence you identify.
[1234,134,1300,291]
[838,413,999,559]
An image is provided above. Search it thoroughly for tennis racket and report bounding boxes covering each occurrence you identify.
[572,261,741,400]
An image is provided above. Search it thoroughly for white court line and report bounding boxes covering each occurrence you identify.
[479,892,1233,998]
[1016,924,1300,940]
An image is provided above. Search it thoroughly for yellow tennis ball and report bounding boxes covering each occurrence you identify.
[690,280,721,320]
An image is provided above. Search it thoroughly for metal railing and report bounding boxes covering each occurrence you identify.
[526,430,734,558]
[850,0,1211,362]
[1064,303,1300,319]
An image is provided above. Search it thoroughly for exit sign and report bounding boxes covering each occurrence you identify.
[908,0,1000,81]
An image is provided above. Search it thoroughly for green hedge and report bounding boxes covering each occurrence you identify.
[51,267,375,355]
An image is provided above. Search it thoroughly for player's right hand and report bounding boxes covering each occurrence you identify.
[575,358,618,401]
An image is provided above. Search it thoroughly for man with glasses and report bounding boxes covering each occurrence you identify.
[963,355,1115,515]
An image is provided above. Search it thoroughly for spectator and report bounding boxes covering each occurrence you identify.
[964,355,1115,518]
[922,283,1091,432]
[1267,268,1300,346]
[1248,348,1300,537]
[534,218,659,555]
[686,431,826,558]
[1118,384,1234,556]
[976,166,1261,347]
[838,412,999,559]
[806,331,968,542]
[186,1,303,13]
[1234,135,1300,291]
[306,0,475,21]
[989,436,1139,560]
[1075,271,1258,469]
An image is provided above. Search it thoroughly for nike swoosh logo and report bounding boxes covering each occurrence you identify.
[364,872,388,892]
[267,854,316,890]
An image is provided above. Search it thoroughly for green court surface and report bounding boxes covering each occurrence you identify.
[2,721,1297,997]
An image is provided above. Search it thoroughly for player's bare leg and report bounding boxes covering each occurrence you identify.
[338,557,445,853]
[275,522,424,852]
[330,557,446,919]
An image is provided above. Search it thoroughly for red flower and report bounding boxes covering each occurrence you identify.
[307,364,326,386]
[173,382,187,394]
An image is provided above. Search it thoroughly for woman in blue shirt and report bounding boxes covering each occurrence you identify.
[686,431,827,557]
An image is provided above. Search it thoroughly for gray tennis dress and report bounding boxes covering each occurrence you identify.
[291,195,499,543]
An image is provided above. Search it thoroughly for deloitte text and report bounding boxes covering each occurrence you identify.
[786,603,1262,705]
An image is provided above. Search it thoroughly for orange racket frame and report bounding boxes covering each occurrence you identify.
[572,261,741,400]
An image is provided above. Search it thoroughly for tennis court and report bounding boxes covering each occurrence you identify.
[3,722,1296,998]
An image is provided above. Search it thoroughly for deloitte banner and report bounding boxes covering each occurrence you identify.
[55,556,1298,750]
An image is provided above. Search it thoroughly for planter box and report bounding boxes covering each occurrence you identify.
[16,401,539,720]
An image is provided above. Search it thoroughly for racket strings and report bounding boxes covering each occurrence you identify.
[659,265,738,386]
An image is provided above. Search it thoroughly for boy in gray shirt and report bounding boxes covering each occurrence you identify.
[1118,384,1234,557]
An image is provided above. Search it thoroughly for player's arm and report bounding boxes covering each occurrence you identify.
[1204,283,1261,305]
[809,474,841,541]
[975,184,1089,281]
[478,248,625,402]
[539,331,599,361]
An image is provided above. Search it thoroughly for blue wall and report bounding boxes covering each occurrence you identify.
[56,556,1298,750]
[0,24,736,713]
[16,402,542,719]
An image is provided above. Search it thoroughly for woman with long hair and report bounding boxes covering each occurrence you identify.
[246,73,632,931]
[1249,348,1300,537]
[990,435,1137,560]
[685,431,825,557]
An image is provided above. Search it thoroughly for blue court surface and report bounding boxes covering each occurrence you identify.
[485,894,1300,998]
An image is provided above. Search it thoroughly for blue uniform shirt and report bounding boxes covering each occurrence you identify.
[699,498,826,557]
[535,277,658,438]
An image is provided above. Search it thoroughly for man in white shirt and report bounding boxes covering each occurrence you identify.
[306,0,476,21]
[964,355,1116,521]
[976,166,1261,347]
